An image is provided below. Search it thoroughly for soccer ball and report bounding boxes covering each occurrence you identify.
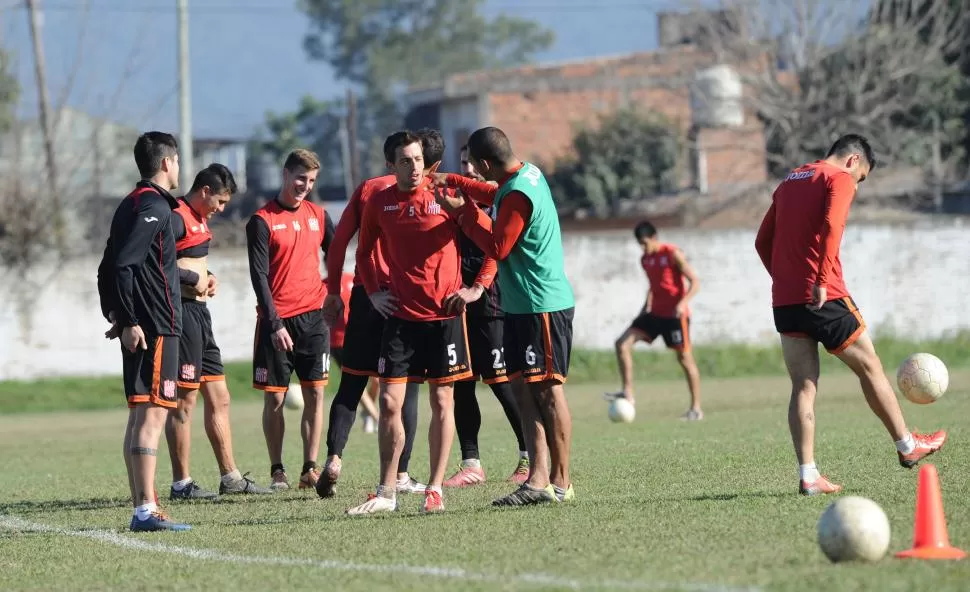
[817,496,891,563]
[284,383,305,411]
[896,353,949,405]
[608,398,636,423]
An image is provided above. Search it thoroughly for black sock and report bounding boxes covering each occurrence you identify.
[490,381,527,452]
[453,380,481,460]
[270,463,284,476]
[398,381,420,473]
[302,461,318,474]
[325,371,371,457]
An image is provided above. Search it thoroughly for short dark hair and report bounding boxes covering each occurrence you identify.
[133,131,178,179]
[383,130,422,163]
[634,221,657,241]
[190,163,238,195]
[416,128,445,166]
[826,134,876,171]
[466,127,514,166]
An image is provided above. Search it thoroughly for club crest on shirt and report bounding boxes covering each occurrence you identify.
[308,217,320,231]
[425,201,441,215]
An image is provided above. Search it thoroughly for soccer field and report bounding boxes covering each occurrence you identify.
[1,373,969,591]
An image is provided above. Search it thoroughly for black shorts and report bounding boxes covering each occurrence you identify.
[122,333,179,409]
[253,309,330,393]
[630,313,691,351]
[467,315,508,384]
[340,286,385,377]
[177,301,225,389]
[504,308,574,384]
[773,296,866,353]
[378,315,473,384]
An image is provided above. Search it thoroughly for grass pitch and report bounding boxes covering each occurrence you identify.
[1,371,969,591]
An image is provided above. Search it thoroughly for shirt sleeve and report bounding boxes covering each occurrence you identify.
[754,200,777,274]
[170,211,186,241]
[320,209,336,262]
[473,256,497,289]
[96,239,116,322]
[112,196,167,327]
[355,197,382,294]
[178,268,200,287]
[458,191,531,261]
[246,216,283,332]
[817,173,856,288]
[447,174,499,205]
[326,187,362,294]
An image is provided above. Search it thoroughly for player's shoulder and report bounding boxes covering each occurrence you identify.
[360,175,397,199]
[661,243,684,257]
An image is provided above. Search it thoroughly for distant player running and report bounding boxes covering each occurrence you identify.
[605,221,702,420]
[246,149,335,491]
[754,133,947,495]
[346,130,476,515]
[166,164,272,500]
[445,143,530,488]
[433,126,576,506]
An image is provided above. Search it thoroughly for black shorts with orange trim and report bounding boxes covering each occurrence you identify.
[773,296,866,353]
[253,308,330,392]
[467,315,508,384]
[123,333,179,409]
[378,314,473,384]
[504,307,574,385]
[177,300,225,389]
[340,286,385,377]
[630,313,691,351]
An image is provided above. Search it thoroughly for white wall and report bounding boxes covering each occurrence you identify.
[2,220,968,380]
[440,97,482,172]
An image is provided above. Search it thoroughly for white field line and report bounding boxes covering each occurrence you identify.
[0,514,760,592]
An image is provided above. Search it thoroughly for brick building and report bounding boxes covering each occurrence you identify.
[403,12,769,197]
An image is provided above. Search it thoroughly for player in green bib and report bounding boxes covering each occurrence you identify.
[433,126,576,506]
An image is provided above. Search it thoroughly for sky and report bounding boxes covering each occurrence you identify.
[0,0,674,139]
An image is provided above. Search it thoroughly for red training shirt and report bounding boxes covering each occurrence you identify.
[445,171,532,261]
[642,243,688,318]
[357,184,464,321]
[755,160,856,307]
[326,175,395,295]
[173,200,211,252]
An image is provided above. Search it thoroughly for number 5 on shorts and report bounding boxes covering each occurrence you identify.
[447,343,457,366]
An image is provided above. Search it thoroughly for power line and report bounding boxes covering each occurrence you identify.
[2,2,664,14]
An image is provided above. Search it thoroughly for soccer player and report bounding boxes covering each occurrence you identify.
[246,149,336,491]
[432,126,576,506]
[97,131,189,531]
[604,221,703,420]
[166,163,273,499]
[445,143,530,488]
[328,270,379,433]
[754,133,947,495]
[345,130,476,515]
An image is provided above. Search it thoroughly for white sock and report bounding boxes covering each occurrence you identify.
[799,463,820,483]
[462,458,481,469]
[519,451,528,460]
[429,485,443,495]
[134,502,157,521]
[221,470,242,485]
[376,484,396,501]
[896,433,916,455]
[172,478,192,491]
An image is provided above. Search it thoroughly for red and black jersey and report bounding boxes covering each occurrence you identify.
[755,161,855,307]
[246,198,335,331]
[172,199,211,257]
[357,184,463,321]
[641,243,687,318]
[325,175,395,295]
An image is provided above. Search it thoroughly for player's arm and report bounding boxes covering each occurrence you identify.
[245,216,284,332]
[320,209,337,263]
[474,255,497,290]
[672,248,700,315]
[355,198,397,317]
[457,191,531,261]
[816,173,856,292]
[97,238,117,323]
[325,189,363,294]
[754,201,777,273]
[446,173,499,206]
[643,291,653,314]
[169,214,201,287]
[112,197,167,328]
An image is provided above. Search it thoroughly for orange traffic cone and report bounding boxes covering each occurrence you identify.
[896,463,966,560]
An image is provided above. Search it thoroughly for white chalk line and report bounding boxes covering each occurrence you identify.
[0,514,759,592]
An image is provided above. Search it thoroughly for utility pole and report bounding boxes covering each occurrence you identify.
[346,89,360,187]
[177,0,194,191]
[338,117,354,198]
[25,0,64,255]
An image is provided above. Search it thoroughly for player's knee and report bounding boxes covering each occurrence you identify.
[379,391,404,415]
[303,386,325,407]
[429,386,454,413]
[265,392,285,413]
[614,335,631,351]
[790,377,817,398]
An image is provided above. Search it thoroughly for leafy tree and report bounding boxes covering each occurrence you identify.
[251,96,345,186]
[549,110,681,218]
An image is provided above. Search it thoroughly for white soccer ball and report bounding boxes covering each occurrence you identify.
[284,383,305,411]
[608,398,636,423]
[896,353,949,405]
[817,496,891,563]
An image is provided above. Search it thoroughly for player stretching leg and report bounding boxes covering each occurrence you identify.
[346,130,476,515]
[605,221,702,420]
[754,134,947,496]
[247,149,336,491]
[445,143,529,488]
[98,132,189,531]
[433,127,576,506]
[166,164,273,499]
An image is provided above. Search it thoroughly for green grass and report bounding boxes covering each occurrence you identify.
[0,374,969,591]
[4,333,970,415]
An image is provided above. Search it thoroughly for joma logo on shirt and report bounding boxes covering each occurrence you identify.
[271,224,287,231]
[384,205,400,212]
[786,170,814,181]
